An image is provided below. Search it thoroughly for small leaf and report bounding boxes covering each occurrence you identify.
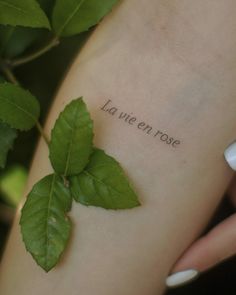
[52,0,118,37]
[0,0,51,29]
[0,83,40,131]
[49,98,93,177]
[20,174,72,272]
[70,148,141,209]
[0,121,17,168]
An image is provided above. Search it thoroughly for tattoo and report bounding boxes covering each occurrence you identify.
[101,99,181,148]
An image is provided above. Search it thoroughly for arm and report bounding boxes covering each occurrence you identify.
[0,1,236,294]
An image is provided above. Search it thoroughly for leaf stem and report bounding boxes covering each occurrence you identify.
[0,62,20,85]
[36,121,50,146]
[10,37,60,67]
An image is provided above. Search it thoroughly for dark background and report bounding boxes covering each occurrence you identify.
[0,25,235,295]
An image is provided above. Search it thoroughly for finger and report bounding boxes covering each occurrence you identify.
[166,214,236,288]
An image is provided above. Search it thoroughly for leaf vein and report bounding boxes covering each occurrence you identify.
[0,0,26,14]
[0,94,37,122]
[57,0,86,35]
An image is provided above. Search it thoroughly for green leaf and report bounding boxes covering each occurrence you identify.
[0,165,27,206]
[70,148,141,210]
[49,98,93,177]
[0,0,51,29]
[20,174,72,272]
[52,0,118,37]
[0,83,40,131]
[0,121,17,168]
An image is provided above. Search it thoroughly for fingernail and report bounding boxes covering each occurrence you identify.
[224,141,236,171]
[166,269,199,288]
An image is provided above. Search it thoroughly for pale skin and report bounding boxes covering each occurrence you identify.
[0,1,236,294]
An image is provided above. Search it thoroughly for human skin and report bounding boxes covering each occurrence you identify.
[0,1,236,294]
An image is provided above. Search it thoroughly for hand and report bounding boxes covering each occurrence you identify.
[166,142,236,288]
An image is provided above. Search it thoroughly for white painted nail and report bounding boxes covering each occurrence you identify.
[224,142,236,171]
[166,269,199,288]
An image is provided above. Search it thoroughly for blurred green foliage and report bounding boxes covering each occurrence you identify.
[0,165,27,207]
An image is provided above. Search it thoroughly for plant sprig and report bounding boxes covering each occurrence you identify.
[20,97,140,272]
